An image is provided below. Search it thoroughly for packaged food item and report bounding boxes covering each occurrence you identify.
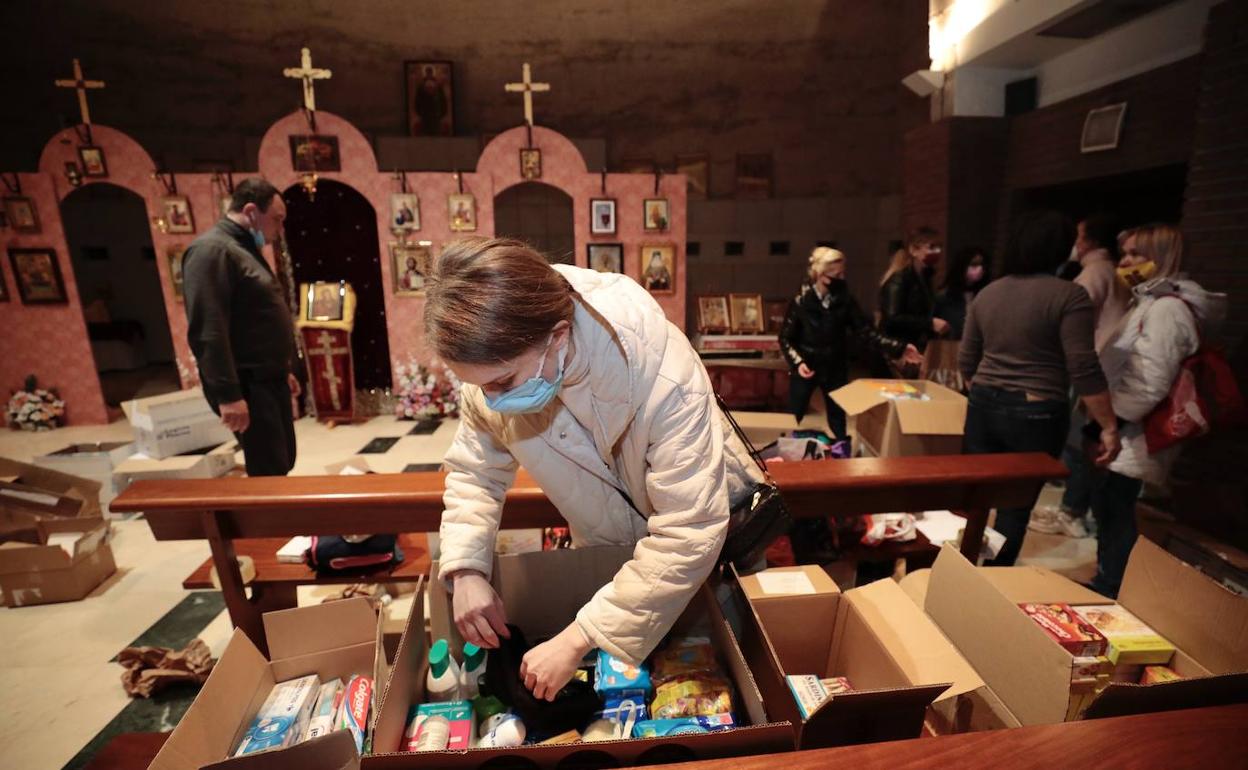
[405,700,474,752]
[1073,604,1176,666]
[594,650,652,698]
[234,674,320,756]
[651,675,733,719]
[819,676,853,695]
[1070,656,1112,680]
[651,638,717,683]
[631,714,736,738]
[302,678,345,742]
[538,729,582,745]
[786,675,829,719]
[1110,665,1143,683]
[1018,603,1107,656]
[1140,665,1183,684]
[337,674,373,754]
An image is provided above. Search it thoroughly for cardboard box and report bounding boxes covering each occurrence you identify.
[122,387,233,459]
[368,547,793,768]
[830,379,966,457]
[150,596,388,770]
[33,442,134,507]
[919,541,1248,725]
[0,457,102,518]
[734,564,1014,747]
[0,518,115,607]
[112,443,237,491]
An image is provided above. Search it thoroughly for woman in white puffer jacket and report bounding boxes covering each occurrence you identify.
[1090,223,1227,597]
[423,237,763,701]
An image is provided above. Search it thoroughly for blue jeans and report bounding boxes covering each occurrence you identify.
[1088,469,1143,598]
[1060,444,1092,516]
[963,386,1070,566]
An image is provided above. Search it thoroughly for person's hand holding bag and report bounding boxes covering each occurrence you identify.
[451,570,511,648]
[520,622,592,701]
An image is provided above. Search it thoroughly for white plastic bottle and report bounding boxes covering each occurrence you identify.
[414,715,451,752]
[459,642,487,700]
[426,639,461,702]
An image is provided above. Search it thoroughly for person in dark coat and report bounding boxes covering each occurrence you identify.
[877,227,949,358]
[934,245,990,340]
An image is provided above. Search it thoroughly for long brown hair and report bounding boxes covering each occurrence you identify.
[424,237,574,364]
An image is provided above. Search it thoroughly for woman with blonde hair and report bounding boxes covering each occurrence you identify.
[424,237,764,699]
[780,246,920,439]
[1088,223,1227,596]
[878,227,949,357]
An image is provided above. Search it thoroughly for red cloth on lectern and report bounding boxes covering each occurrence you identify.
[301,326,355,421]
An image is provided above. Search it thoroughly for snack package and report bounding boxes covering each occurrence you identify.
[1073,604,1176,666]
[303,678,346,742]
[819,676,853,696]
[1070,656,1112,680]
[651,638,718,684]
[594,650,652,698]
[337,674,373,754]
[1019,603,1107,656]
[651,675,733,719]
[786,675,828,719]
[234,674,320,756]
[1140,665,1183,685]
[631,714,736,738]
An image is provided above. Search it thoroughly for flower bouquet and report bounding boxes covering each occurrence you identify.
[6,375,66,431]
[394,360,461,420]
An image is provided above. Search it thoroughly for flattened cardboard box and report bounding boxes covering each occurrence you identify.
[734,564,1014,748]
[919,541,1248,725]
[0,456,102,518]
[830,379,966,457]
[122,387,234,459]
[0,517,115,607]
[367,547,793,769]
[33,441,134,507]
[150,596,390,770]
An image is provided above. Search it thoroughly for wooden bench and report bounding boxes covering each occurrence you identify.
[111,453,1066,654]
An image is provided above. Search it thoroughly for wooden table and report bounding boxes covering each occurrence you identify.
[111,453,1065,653]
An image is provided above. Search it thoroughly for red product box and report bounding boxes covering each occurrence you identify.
[1019,603,1108,657]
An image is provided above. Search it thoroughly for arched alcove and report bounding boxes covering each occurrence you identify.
[493,182,575,263]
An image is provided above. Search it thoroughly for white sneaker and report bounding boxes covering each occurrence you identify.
[1029,507,1089,538]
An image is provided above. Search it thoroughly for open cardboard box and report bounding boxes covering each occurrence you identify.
[33,441,135,507]
[122,387,234,460]
[0,457,102,518]
[732,564,1014,749]
[112,442,237,492]
[367,547,793,769]
[830,379,965,457]
[0,517,115,607]
[150,596,392,770]
[916,540,1248,725]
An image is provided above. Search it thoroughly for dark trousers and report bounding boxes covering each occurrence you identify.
[1088,469,1143,598]
[209,375,297,477]
[1059,443,1092,516]
[789,364,847,439]
[963,385,1069,566]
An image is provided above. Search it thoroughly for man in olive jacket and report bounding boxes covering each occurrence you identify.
[183,178,299,476]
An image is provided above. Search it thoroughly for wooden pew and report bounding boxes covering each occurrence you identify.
[111,453,1065,653]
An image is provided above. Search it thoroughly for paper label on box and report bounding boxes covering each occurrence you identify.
[756,571,817,596]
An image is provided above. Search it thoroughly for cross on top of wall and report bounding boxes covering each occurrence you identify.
[283,47,332,112]
[504,62,550,127]
[54,58,105,126]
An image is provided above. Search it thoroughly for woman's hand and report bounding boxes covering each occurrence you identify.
[451,570,510,648]
[797,363,815,379]
[900,344,923,366]
[520,622,592,701]
[1093,426,1122,467]
[932,317,950,336]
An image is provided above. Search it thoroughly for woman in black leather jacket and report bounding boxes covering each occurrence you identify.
[878,227,950,358]
[780,247,920,438]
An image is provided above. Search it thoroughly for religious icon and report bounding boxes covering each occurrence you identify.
[64,162,83,187]
[764,299,788,334]
[406,61,455,137]
[77,145,108,177]
[166,245,186,299]
[289,134,341,172]
[390,193,422,233]
[677,154,709,200]
[306,281,346,321]
[588,243,623,274]
[729,293,765,334]
[590,198,616,235]
[448,193,476,232]
[697,295,730,334]
[392,242,433,297]
[640,244,676,295]
[8,248,68,304]
[162,196,196,234]
[519,148,542,181]
[644,198,670,231]
[736,153,773,199]
[4,197,40,234]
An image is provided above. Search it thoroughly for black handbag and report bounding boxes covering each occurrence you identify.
[482,624,603,735]
[305,534,404,573]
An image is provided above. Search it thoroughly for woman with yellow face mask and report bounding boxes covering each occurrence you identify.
[1090,223,1227,597]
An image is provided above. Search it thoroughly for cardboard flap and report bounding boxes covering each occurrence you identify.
[0,540,71,574]
[0,457,102,517]
[0,481,84,518]
[206,728,359,770]
[925,545,1073,724]
[263,597,378,662]
[894,398,966,436]
[977,565,1110,604]
[803,684,948,749]
[828,381,889,416]
[494,546,633,642]
[843,578,984,701]
[898,568,930,607]
[1082,672,1248,721]
[1118,538,1248,675]
[374,581,428,755]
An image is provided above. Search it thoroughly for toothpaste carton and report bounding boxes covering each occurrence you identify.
[303,678,345,742]
[631,714,736,738]
[405,700,475,751]
[1018,603,1107,657]
[337,674,373,753]
[234,674,320,756]
[594,650,653,698]
[1074,604,1176,666]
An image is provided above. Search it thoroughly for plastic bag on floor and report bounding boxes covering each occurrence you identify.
[859,513,917,546]
[118,638,215,698]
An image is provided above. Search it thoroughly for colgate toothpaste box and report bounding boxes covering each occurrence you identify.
[338,674,374,753]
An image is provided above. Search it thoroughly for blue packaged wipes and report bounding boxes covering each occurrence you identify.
[593,650,652,698]
[595,694,648,723]
[631,714,736,738]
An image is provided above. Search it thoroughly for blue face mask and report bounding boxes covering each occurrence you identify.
[252,228,266,249]
[484,335,565,414]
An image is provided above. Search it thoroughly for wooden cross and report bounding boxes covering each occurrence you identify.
[54,58,105,126]
[504,63,550,127]
[283,47,332,112]
[313,330,349,411]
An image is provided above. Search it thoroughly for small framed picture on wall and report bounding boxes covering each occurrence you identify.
[406,61,455,137]
[306,281,346,322]
[166,246,186,299]
[448,193,476,232]
[520,148,542,180]
[643,198,669,231]
[78,145,108,177]
[764,299,788,334]
[392,242,433,296]
[588,243,623,274]
[697,295,730,334]
[162,196,195,234]
[639,244,676,295]
[590,198,616,235]
[736,153,773,199]
[391,193,421,232]
[729,293,765,334]
[289,134,341,172]
[9,248,67,304]
[4,196,40,234]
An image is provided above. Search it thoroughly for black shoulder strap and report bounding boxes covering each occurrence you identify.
[714,392,773,481]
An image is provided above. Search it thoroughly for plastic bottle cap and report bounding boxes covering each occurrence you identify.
[463,642,485,670]
[429,638,450,678]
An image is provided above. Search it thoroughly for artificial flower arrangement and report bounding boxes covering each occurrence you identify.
[6,375,66,431]
[394,359,461,420]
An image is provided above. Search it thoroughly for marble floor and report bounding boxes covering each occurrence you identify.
[0,414,1094,769]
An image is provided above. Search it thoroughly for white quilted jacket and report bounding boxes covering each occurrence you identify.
[437,265,761,663]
